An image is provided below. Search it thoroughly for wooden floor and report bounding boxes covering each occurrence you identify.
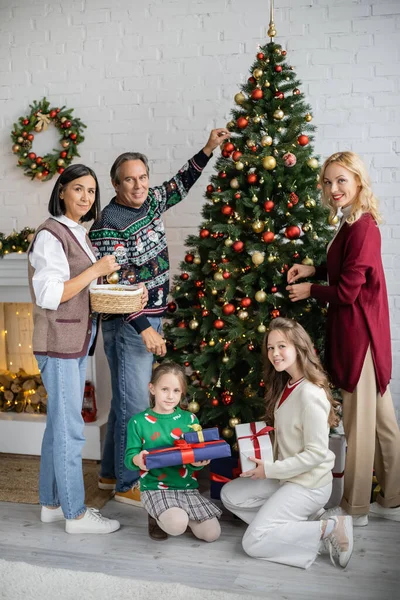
[1,493,399,600]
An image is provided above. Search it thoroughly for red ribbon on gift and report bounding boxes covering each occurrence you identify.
[237,423,274,460]
[210,466,241,484]
[146,438,223,466]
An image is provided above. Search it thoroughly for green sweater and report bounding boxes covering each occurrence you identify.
[125,407,204,491]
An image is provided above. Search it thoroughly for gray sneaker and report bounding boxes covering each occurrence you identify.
[324,515,354,568]
[320,505,368,527]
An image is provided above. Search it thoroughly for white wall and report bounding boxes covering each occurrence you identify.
[1,0,399,413]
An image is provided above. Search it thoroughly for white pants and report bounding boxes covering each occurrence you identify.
[221,478,332,569]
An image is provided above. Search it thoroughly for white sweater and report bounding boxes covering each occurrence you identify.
[264,380,335,489]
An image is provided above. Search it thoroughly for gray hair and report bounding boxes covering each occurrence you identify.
[110,152,150,184]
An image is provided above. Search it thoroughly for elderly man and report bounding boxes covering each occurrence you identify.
[89,128,229,511]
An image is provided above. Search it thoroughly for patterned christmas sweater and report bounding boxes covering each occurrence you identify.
[125,407,204,492]
[89,150,210,333]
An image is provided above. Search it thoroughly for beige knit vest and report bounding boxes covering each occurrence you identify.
[28,218,95,358]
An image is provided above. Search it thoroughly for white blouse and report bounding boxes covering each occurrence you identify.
[29,215,97,311]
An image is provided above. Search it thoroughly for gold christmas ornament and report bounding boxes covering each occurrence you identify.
[246,139,256,148]
[264,81,271,88]
[252,194,258,203]
[30,163,37,169]
[252,220,264,233]
[273,109,284,120]
[209,339,216,346]
[253,115,261,123]
[211,289,218,295]
[57,158,65,166]
[188,400,200,413]
[224,238,234,247]
[213,272,224,282]
[301,257,314,266]
[189,319,199,330]
[262,156,276,170]
[302,222,313,232]
[62,140,70,148]
[222,355,229,364]
[193,255,201,265]
[305,113,313,122]
[229,417,241,428]
[235,161,244,171]
[305,198,316,208]
[106,272,120,284]
[261,135,273,147]
[255,290,267,302]
[267,254,276,263]
[307,157,319,169]
[234,92,246,105]
[257,323,267,333]
[253,68,263,79]
[329,214,340,226]
[227,120,235,130]
[230,178,240,189]
[251,251,265,266]
[12,144,20,153]
[222,427,234,439]
[238,309,249,320]
[212,196,220,204]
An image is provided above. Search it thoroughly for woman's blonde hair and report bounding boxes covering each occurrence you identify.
[149,362,188,409]
[319,151,382,225]
[262,318,338,428]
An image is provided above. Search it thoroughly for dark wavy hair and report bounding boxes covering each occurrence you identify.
[48,163,100,223]
[262,317,339,428]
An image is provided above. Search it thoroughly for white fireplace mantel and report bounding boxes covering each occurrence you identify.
[0,254,110,459]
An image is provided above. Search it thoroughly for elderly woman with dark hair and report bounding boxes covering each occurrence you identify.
[28,164,123,534]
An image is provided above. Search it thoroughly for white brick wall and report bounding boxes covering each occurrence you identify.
[0,0,399,414]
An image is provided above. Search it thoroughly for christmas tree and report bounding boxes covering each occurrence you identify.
[163,16,334,442]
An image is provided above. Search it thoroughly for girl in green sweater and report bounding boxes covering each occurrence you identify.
[125,362,221,541]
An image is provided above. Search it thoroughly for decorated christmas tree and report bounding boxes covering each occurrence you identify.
[163,12,334,442]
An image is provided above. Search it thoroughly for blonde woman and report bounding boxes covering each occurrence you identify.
[286,151,400,526]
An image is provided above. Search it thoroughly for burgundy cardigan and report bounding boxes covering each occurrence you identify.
[310,213,391,395]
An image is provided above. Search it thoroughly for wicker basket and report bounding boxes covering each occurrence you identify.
[90,284,143,314]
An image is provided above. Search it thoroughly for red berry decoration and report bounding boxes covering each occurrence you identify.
[200,229,210,239]
[206,184,214,193]
[224,142,235,153]
[256,52,264,60]
[271,309,280,319]
[275,65,282,72]
[262,231,275,243]
[214,319,225,330]
[289,192,299,205]
[221,205,233,216]
[297,135,309,146]
[251,88,263,100]
[263,200,275,212]
[221,391,234,406]
[232,240,244,253]
[202,309,210,317]
[167,302,177,313]
[247,173,258,184]
[211,398,219,407]
[197,291,205,298]
[195,280,204,288]
[180,273,189,281]
[222,303,235,316]
[285,225,301,240]
[185,253,194,263]
[271,286,278,293]
[232,151,242,162]
[219,170,227,178]
[274,91,284,99]
[236,116,249,129]
[240,297,252,308]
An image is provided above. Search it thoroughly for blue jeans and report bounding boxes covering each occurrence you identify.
[35,323,96,520]
[100,316,161,492]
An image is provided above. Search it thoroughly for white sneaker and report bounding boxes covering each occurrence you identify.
[324,515,354,568]
[41,506,64,523]
[320,506,368,527]
[369,502,400,522]
[65,508,120,534]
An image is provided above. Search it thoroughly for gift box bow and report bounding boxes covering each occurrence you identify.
[237,423,274,461]
[145,438,226,466]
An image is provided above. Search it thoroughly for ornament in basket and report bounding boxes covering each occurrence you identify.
[90,284,143,314]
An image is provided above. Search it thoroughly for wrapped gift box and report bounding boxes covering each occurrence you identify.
[210,456,240,500]
[183,426,220,444]
[145,438,231,470]
[325,433,346,509]
[235,421,274,473]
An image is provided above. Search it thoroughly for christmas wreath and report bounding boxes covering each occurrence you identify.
[0,227,36,258]
[10,97,86,181]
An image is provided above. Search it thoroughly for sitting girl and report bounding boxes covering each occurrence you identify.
[221,317,354,569]
[125,362,221,542]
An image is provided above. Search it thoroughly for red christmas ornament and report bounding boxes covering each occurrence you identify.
[282,152,297,167]
[212,233,219,239]
[36,156,43,164]
[197,291,205,298]
[262,231,275,243]
[264,200,275,212]
[232,151,242,162]
[282,50,287,56]
[256,52,264,59]
[297,135,309,146]
[70,133,77,140]
[232,240,244,253]
[57,167,65,174]
[167,301,177,313]
[248,76,256,84]
[22,131,28,137]
[213,319,225,330]
[27,134,34,141]
[177,321,187,328]
[65,120,72,128]
[223,341,231,351]
[240,297,252,308]
[271,286,278,293]
[293,252,300,259]
[195,280,204,288]
[224,142,235,153]
[28,152,36,160]
[221,257,230,263]
[222,303,235,316]
[221,391,234,406]
[180,272,189,281]
[234,191,241,199]
[211,398,219,407]
[271,309,280,319]
[222,271,231,279]
[206,184,214,193]
[185,253,194,263]
[275,65,282,73]
[202,309,210,317]
[248,343,254,351]
[293,88,300,95]
[289,192,299,205]
[247,173,257,184]
[251,146,258,153]
[251,88,263,100]
[222,150,230,158]
[23,119,29,125]
[275,91,284,99]
[288,202,293,209]
[219,171,227,179]
[221,205,233,216]
[200,229,210,239]
[60,151,67,159]
[236,116,249,129]
[285,225,301,240]
[50,110,57,118]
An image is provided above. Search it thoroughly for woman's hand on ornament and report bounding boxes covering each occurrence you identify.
[191,460,210,467]
[240,457,266,480]
[287,282,312,302]
[203,128,231,156]
[133,450,148,471]
[287,263,315,284]
[94,254,121,277]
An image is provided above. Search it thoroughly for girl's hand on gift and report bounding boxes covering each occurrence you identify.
[133,450,148,471]
[191,460,210,467]
[240,457,266,480]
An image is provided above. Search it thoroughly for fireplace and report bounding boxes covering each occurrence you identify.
[0,254,110,459]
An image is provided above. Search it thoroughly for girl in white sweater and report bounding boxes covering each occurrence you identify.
[221,318,354,569]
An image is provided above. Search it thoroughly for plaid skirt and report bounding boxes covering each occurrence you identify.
[141,489,222,522]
